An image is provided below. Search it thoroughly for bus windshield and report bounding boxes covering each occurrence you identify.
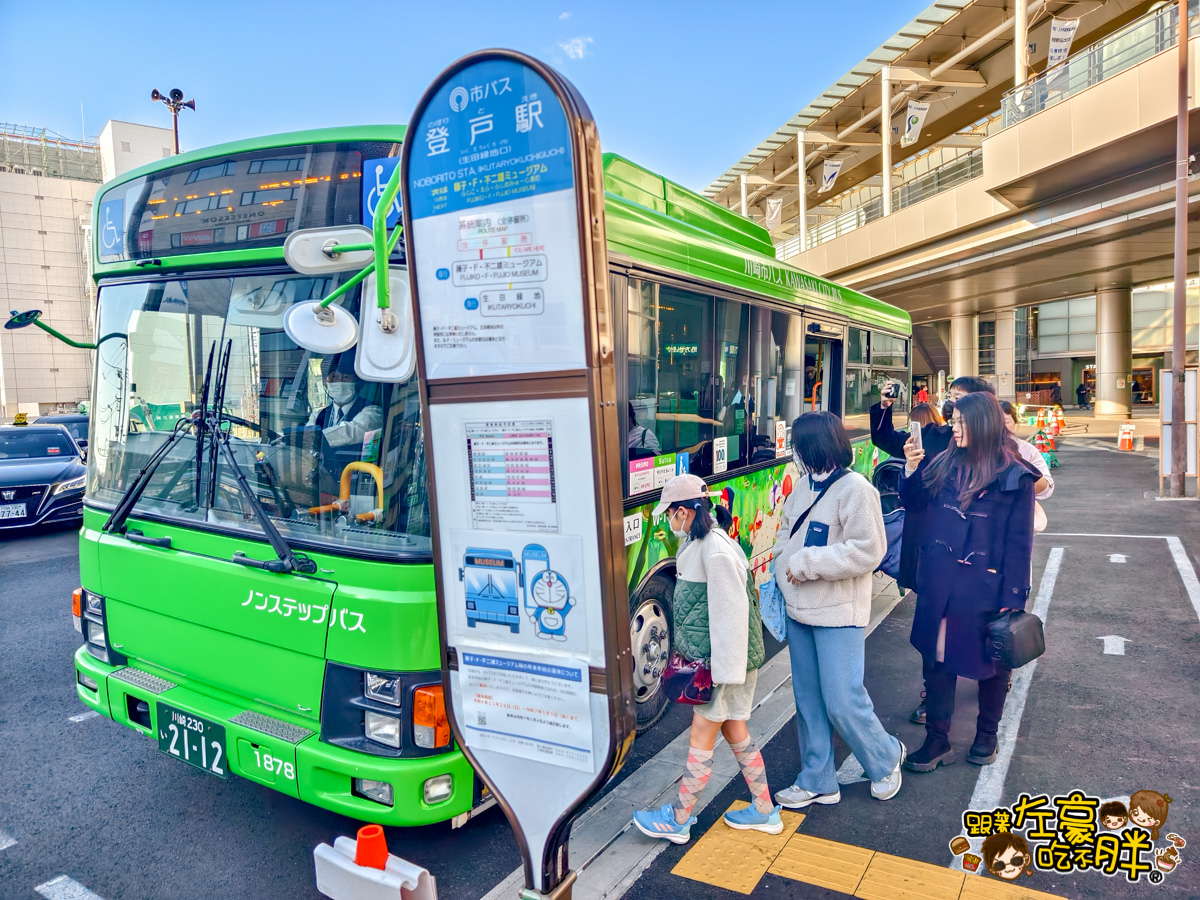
[88,271,429,556]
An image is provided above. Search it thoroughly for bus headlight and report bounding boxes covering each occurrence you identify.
[353,778,394,806]
[364,711,401,749]
[423,775,453,804]
[363,672,402,707]
[85,619,108,650]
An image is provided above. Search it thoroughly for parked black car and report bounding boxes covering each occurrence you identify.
[0,425,86,531]
[35,413,89,456]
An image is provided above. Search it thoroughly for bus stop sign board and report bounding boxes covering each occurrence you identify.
[400,50,635,898]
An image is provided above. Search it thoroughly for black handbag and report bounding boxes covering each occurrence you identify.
[984,609,1045,668]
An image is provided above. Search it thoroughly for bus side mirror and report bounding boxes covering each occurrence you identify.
[6,309,98,349]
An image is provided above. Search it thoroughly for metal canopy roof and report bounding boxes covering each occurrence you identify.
[704,0,973,197]
[705,0,1156,228]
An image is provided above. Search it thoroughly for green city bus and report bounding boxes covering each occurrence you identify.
[65,125,911,827]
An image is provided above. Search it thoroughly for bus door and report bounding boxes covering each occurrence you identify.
[800,320,845,416]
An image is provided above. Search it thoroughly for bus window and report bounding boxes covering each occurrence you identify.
[625,280,715,484]
[714,305,810,467]
[89,273,430,556]
[844,331,910,441]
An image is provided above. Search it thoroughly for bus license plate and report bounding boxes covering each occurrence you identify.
[157,703,228,779]
[0,503,26,519]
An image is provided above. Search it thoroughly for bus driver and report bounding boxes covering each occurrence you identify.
[308,353,383,449]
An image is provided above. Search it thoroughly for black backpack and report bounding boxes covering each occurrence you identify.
[872,459,905,580]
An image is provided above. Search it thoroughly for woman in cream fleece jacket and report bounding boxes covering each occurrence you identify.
[770,412,905,810]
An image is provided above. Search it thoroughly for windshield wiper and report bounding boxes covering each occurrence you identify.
[104,342,218,537]
[207,340,315,576]
[103,418,193,536]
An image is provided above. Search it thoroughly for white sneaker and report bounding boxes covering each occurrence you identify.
[871,741,906,801]
[774,784,841,809]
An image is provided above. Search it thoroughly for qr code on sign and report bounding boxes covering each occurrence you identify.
[476,712,487,726]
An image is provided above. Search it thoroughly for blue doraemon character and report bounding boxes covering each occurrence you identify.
[522,544,575,641]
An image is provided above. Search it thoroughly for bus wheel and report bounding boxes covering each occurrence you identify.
[629,574,674,733]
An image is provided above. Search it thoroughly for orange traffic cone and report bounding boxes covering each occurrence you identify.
[1033,430,1049,453]
[1118,425,1134,452]
[1036,408,1047,429]
[1047,431,1057,450]
[1054,406,1066,431]
[354,824,389,870]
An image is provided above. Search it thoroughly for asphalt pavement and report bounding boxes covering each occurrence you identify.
[2,441,1198,900]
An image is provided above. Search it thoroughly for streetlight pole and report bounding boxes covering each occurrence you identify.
[1170,0,1188,496]
[150,88,197,155]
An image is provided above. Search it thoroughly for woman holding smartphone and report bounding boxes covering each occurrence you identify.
[899,392,1037,772]
[770,412,904,809]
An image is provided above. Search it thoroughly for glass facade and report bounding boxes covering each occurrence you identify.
[1036,287,1200,357]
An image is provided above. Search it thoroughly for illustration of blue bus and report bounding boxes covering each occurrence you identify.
[460,549,522,633]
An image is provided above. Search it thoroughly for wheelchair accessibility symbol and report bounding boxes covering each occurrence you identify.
[99,199,124,257]
[362,157,402,229]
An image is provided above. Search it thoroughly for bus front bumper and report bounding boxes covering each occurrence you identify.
[74,646,476,827]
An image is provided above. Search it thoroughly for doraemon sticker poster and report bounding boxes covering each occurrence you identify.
[448,530,589,655]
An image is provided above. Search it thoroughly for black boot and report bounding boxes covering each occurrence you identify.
[968,669,1009,765]
[905,662,957,773]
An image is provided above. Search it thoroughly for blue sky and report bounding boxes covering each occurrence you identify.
[1,1,926,192]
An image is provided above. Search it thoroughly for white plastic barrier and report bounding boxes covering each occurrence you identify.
[314,836,437,900]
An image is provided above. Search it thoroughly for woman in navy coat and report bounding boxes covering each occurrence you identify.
[897,392,1037,773]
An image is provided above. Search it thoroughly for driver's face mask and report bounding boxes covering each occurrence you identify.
[326,381,357,406]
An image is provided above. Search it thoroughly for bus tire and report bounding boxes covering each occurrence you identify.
[629,573,674,734]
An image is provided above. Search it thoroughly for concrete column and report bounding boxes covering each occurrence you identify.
[797,138,808,251]
[1096,287,1133,416]
[1014,0,1029,86]
[881,67,893,217]
[994,310,1017,401]
[949,314,979,378]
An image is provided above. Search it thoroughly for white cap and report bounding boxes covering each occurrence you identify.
[653,473,717,517]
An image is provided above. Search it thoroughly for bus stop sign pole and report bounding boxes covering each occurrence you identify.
[399,49,635,898]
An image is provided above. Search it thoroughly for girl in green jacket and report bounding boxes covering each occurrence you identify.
[632,474,781,844]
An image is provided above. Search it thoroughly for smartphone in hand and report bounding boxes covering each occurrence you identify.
[911,419,923,452]
[881,381,897,400]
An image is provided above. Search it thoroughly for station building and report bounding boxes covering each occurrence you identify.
[707,0,1200,415]
[0,120,172,421]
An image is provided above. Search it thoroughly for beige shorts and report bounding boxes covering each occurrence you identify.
[695,668,759,722]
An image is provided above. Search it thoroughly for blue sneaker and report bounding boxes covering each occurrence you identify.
[724,803,784,834]
[632,804,695,844]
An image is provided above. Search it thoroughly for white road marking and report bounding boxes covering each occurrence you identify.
[35,875,106,900]
[0,831,15,851]
[1108,553,1127,563]
[1165,536,1200,622]
[1097,635,1130,655]
[1042,533,1200,625]
[949,547,1064,873]
[69,711,99,723]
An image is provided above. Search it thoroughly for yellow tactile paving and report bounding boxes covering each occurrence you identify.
[767,832,875,894]
[855,852,965,900]
[670,800,806,894]
[959,874,1067,900]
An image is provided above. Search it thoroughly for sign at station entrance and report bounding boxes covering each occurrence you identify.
[400,50,634,898]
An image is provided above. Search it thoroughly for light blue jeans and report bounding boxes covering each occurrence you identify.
[786,618,902,793]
